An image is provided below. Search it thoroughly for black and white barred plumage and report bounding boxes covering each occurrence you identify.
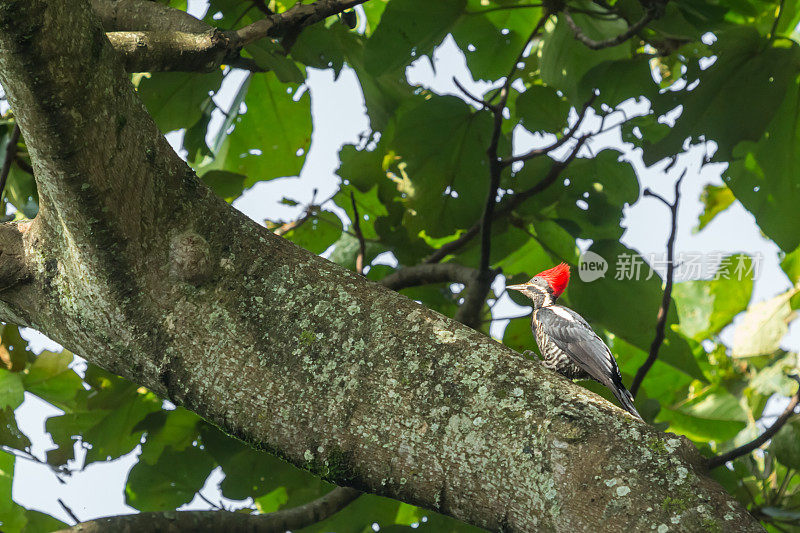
[508,264,642,420]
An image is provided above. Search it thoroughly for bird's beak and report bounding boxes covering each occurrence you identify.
[506,283,529,293]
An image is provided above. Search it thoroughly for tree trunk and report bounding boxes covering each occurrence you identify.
[0,0,763,531]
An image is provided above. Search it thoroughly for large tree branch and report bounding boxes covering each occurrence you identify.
[93,0,368,72]
[0,0,763,530]
[59,486,362,532]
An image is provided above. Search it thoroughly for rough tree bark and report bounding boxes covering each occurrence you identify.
[0,0,763,531]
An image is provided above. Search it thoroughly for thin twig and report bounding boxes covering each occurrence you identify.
[350,191,367,275]
[272,189,322,237]
[707,375,800,469]
[452,77,490,109]
[58,486,362,533]
[58,499,80,524]
[380,263,481,291]
[769,0,786,41]
[0,124,21,202]
[197,491,224,511]
[562,6,656,50]
[630,169,685,397]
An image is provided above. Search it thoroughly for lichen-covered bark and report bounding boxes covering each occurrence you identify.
[0,0,763,531]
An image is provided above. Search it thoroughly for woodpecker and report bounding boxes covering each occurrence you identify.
[507,263,642,419]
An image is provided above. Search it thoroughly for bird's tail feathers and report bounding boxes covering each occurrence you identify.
[613,386,643,420]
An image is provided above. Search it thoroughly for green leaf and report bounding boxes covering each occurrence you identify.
[0,450,27,533]
[451,2,543,81]
[672,254,754,341]
[137,71,223,133]
[770,416,800,470]
[23,351,82,406]
[46,384,161,465]
[292,22,358,76]
[5,163,38,219]
[732,287,798,358]
[646,27,798,165]
[220,73,311,185]
[502,317,535,355]
[580,57,657,109]
[22,509,68,533]
[139,408,201,465]
[254,487,289,513]
[200,170,247,202]
[329,232,383,271]
[658,385,748,442]
[725,75,800,252]
[0,324,29,372]
[0,408,29,451]
[540,6,629,103]
[782,245,800,285]
[364,0,466,76]
[516,85,570,133]
[694,184,735,233]
[126,445,215,512]
[391,95,493,237]
[0,369,23,410]
[333,184,389,241]
[245,40,305,84]
[282,210,343,255]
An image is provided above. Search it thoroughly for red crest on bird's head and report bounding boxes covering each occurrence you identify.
[535,263,570,297]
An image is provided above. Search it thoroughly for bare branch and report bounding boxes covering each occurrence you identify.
[379,263,481,290]
[58,498,80,524]
[92,0,212,33]
[100,0,369,72]
[57,487,362,533]
[0,124,20,202]
[452,77,490,109]
[350,191,367,276]
[707,375,800,469]
[630,170,686,398]
[236,0,369,47]
[562,6,656,50]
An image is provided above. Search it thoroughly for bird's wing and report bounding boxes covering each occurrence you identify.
[534,305,621,389]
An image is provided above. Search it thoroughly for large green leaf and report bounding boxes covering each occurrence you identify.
[137,71,223,133]
[645,27,798,165]
[220,73,311,185]
[672,254,754,341]
[364,0,466,76]
[138,408,201,465]
[515,85,571,134]
[771,416,800,470]
[694,184,735,233]
[0,369,23,410]
[282,210,343,255]
[0,451,26,533]
[391,95,493,237]
[22,351,82,407]
[126,445,215,512]
[451,1,543,81]
[540,7,630,103]
[725,75,800,252]
[732,287,798,357]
